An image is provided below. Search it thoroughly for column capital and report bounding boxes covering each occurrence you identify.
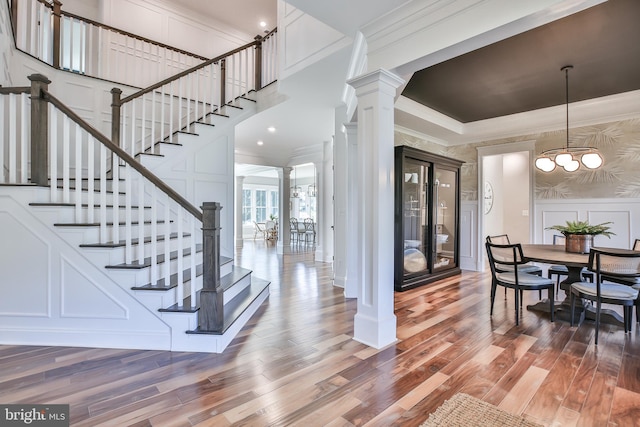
[347,69,405,94]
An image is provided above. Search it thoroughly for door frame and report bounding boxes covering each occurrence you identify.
[476,140,536,271]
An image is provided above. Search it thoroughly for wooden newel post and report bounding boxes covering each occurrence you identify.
[52,0,62,69]
[28,73,51,186]
[111,88,122,147]
[199,202,223,332]
[254,35,263,91]
[219,59,226,106]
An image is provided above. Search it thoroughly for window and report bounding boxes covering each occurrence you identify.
[61,17,86,73]
[269,191,279,219]
[241,186,279,225]
[242,189,252,223]
[255,190,266,223]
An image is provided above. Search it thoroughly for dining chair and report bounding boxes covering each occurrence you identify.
[265,220,277,240]
[487,235,543,299]
[548,234,594,295]
[598,239,640,323]
[570,247,640,345]
[253,221,266,239]
[485,241,555,326]
[303,218,315,244]
[289,218,300,243]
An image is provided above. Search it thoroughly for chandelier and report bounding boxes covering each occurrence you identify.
[307,164,317,197]
[290,166,302,198]
[535,66,603,172]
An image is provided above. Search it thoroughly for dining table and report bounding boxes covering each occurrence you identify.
[521,244,625,326]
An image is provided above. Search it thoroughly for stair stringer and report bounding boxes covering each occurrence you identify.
[0,188,172,351]
[137,97,258,259]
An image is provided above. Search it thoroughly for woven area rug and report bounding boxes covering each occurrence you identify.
[420,393,542,427]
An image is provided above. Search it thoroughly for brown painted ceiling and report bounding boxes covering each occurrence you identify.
[401,0,640,123]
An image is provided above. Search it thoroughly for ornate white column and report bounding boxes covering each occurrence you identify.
[235,175,245,248]
[277,167,292,254]
[343,122,359,299]
[347,69,405,349]
[315,140,334,263]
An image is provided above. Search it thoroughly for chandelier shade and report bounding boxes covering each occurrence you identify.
[535,65,603,172]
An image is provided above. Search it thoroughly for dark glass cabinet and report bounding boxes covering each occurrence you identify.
[394,146,463,291]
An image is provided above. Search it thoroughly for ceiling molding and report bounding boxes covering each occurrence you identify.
[396,89,640,146]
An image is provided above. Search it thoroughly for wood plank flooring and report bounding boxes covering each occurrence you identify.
[2,240,640,426]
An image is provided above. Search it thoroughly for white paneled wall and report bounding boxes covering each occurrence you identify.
[101,0,252,59]
[535,198,640,249]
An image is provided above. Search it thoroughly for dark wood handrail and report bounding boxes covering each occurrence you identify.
[13,0,208,64]
[263,27,277,40]
[42,89,203,222]
[0,86,30,94]
[119,39,261,105]
[61,11,209,62]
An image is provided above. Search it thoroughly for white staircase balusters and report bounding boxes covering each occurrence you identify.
[49,104,57,198]
[99,143,107,244]
[8,93,17,183]
[20,92,28,183]
[87,135,95,224]
[74,124,82,222]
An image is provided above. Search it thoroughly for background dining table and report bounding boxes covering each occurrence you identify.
[521,244,625,327]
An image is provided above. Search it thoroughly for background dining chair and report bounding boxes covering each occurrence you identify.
[598,238,640,323]
[485,241,555,326]
[289,218,300,243]
[253,221,266,240]
[487,235,543,298]
[303,218,315,245]
[548,234,594,295]
[570,247,640,345]
[265,220,277,240]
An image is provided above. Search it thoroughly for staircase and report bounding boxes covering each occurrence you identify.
[0,39,277,353]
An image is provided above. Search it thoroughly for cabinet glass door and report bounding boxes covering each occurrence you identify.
[402,158,430,277]
[433,168,457,272]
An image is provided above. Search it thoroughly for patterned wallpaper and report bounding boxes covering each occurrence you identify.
[395,118,640,201]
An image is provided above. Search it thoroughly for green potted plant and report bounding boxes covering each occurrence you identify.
[546,220,615,253]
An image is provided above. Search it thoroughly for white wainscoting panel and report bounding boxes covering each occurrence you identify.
[60,255,128,319]
[0,191,171,350]
[535,198,640,249]
[460,200,478,271]
[0,209,50,316]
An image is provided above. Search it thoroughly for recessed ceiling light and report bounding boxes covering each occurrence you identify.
[259,21,267,28]
[267,126,276,132]
[257,140,264,146]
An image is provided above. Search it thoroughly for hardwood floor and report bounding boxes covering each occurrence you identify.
[2,240,640,426]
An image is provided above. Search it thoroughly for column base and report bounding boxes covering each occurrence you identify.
[353,312,397,349]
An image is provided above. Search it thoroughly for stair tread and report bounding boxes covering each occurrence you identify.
[30,202,151,209]
[220,266,252,292]
[80,232,190,248]
[206,111,229,118]
[136,152,164,158]
[160,266,253,312]
[54,220,170,227]
[132,264,203,291]
[107,244,203,269]
[186,277,270,335]
[55,186,124,194]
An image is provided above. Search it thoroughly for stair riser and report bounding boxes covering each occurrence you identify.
[77,236,199,266]
[106,263,203,293]
[224,274,252,304]
[52,179,118,193]
[54,222,181,245]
